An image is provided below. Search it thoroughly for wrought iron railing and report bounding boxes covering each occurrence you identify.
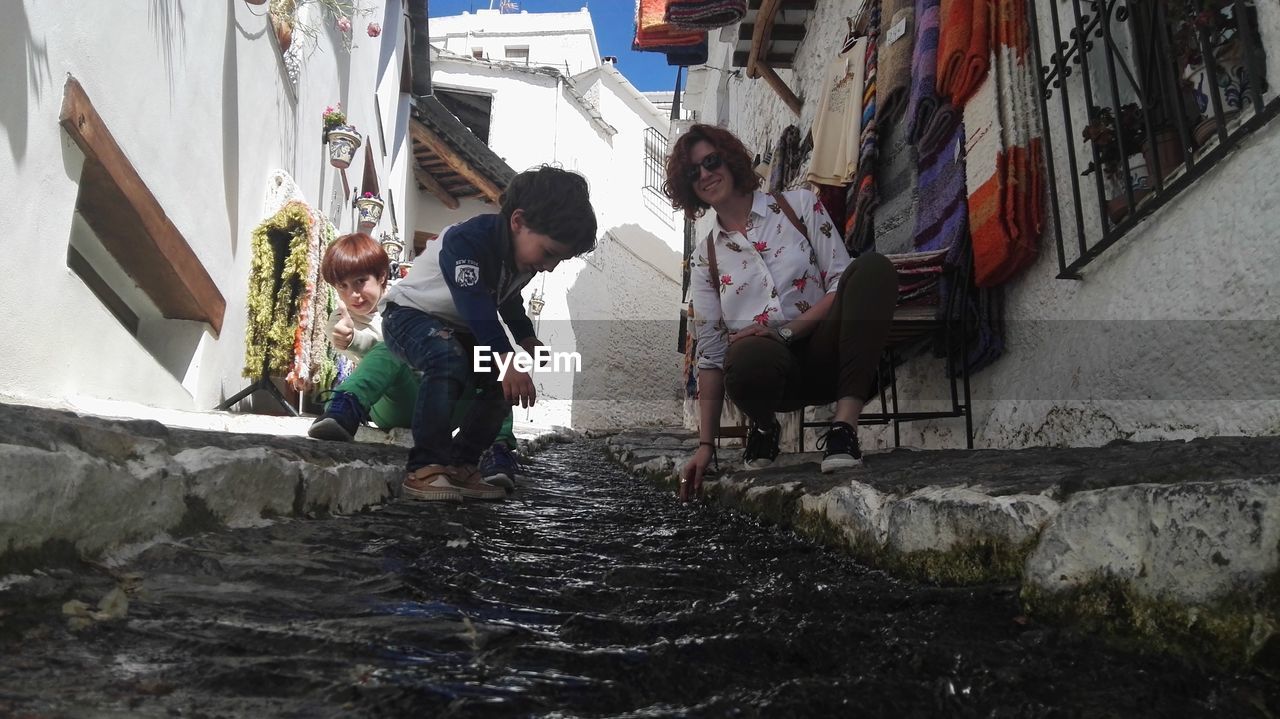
[643,126,668,202]
[1029,0,1275,278]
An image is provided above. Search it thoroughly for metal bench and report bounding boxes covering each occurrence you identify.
[797,249,975,450]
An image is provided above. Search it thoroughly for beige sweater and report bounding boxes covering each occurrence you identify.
[324,309,382,361]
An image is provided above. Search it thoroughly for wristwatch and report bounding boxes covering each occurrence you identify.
[777,326,794,345]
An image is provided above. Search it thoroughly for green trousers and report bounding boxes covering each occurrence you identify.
[331,342,516,447]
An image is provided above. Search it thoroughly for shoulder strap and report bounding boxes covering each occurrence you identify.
[705,231,719,292]
[771,191,819,261]
[771,191,810,243]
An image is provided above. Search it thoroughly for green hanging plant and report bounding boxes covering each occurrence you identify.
[244,202,315,379]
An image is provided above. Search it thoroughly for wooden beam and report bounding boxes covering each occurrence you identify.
[59,76,225,335]
[413,166,460,209]
[738,23,806,41]
[409,120,503,203]
[746,0,780,80]
[744,0,803,116]
[758,63,803,116]
[733,50,795,68]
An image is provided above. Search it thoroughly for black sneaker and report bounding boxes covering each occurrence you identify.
[743,418,781,469]
[817,421,863,473]
[308,391,368,442]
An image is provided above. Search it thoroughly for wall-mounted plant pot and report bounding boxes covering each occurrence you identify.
[1185,39,1250,120]
[381,238,404,262]
[1193,111,1240,147]
[326,126,362,169]
[1143,129,1186,184]
[355,197,385,230]
[1106,189,1153,224]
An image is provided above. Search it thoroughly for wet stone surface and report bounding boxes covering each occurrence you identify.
[1,440,1277,717]
[608,430,1280,499]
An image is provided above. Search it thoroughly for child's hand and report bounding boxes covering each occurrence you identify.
[502,367,537,409]
[332,305,354,350]
[519,337,548,367]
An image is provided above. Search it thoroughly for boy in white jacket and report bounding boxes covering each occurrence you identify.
[308,233,518,487]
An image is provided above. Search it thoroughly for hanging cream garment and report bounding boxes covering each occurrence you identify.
[806,36,869,186]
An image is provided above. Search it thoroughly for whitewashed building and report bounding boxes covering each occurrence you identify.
[682,0,1280,449]
[0,1,685,434]
[420,7,686,430]
[0,0,416,416]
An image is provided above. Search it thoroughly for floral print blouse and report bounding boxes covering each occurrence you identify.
[691,189,851,371]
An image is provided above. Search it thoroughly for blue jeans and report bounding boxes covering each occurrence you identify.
[381,304,509,472]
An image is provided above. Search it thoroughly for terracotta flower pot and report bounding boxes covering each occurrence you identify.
[325,126,361,169]
[355,197,385,230]
[1143,129,1186,183]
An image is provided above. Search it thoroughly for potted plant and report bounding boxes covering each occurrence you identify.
[379,230,404,262]
[354,191,385,230]
[1081,103,1150,221]
[270,0,374,54]
[1172,2,1256,145]
[322,104,361,169]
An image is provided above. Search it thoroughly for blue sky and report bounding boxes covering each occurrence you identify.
[426,0,686,92]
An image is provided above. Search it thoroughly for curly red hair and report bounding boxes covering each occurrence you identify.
[662,123,760,220]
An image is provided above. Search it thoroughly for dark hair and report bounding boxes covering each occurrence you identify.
[663,123,760,219]
[321,233,389,286]
[500,165,598,256]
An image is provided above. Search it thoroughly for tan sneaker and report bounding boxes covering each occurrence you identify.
[401,465,463,502]
[451,464,507,501]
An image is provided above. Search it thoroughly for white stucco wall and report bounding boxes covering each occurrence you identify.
[683,0,1280,449]
[430,8,599,75]
[1,0,406,413]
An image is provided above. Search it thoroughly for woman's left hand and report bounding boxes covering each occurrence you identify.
[729,325,780,344]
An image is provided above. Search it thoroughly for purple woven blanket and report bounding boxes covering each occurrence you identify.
[913,122,967,253]
[904,0,940,144]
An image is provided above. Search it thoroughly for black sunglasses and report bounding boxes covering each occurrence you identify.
[685,153,724,182]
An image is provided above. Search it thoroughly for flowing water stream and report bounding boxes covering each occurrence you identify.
[1,440,1276,717]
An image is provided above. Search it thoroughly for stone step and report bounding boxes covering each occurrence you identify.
[606,428,1280,669]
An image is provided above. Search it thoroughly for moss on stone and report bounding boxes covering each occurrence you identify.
[883,538,1036,585]
[1021,572,1280,669]
[733,484,803,527]
[793,506,854,550]
[791,506,1035,585]
[0,538,82,574]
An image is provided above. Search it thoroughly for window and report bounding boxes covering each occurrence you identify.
[504,45,529,64]
[1031,0,1273,278]
[642,126,667,200]
[472,47,484,59]
[58,76,225,337]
